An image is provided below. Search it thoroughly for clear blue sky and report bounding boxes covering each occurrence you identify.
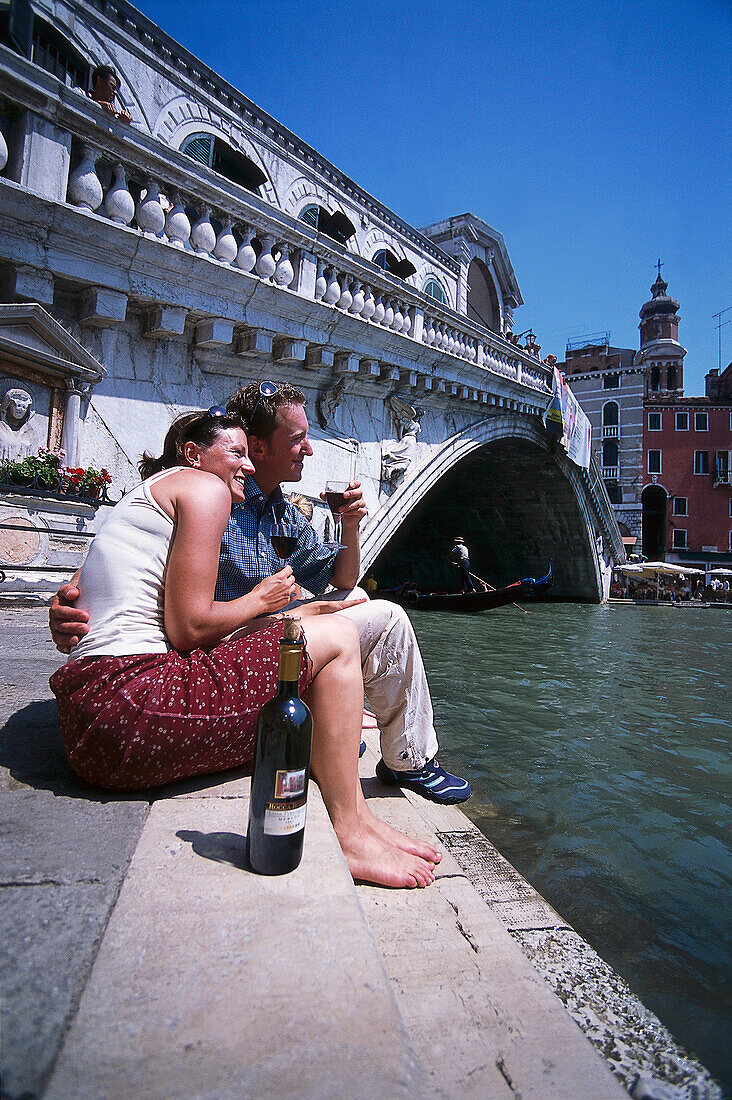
[138,0,731,395]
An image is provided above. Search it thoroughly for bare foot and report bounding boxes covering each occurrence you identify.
[336,823,435,889]
[361,804,441,864]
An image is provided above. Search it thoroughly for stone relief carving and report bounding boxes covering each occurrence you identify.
[381,396,424,486]
[316,376,354,430]
[0,388,39,461]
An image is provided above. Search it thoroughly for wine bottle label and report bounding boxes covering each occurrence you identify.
[264,796,307,836]
[274,768,306,799]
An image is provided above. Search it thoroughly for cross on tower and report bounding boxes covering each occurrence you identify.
[656,258,664,277]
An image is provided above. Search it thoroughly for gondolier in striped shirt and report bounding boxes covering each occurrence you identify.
[450,537,476,593]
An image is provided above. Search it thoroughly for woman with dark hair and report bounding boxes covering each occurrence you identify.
[50,409,438,889]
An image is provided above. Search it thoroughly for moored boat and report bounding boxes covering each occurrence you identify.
[377,564,554,612]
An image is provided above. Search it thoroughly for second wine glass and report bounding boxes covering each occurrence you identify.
[323,481,349,549]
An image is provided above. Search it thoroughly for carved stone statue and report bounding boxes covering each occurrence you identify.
[316,376,353,430]
[0,388,39,462]
[381,396,424,486]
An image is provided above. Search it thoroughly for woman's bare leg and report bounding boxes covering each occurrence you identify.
[302,616,436,888]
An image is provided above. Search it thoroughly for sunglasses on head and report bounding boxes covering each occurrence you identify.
[248,380,280,425]
[205,405,229,418]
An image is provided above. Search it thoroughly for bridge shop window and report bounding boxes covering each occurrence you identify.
[1,2,89,89]
[372,249,417,280]
[672,496,688,516]
[603,373,620,389]
[672,529,687,549]
[647,410,661,431]
[694,411,708,432]
[298,204,355,245]
[648,449,662,474]
[423,278,447,304]
[180,133,267,194]
[693,450,709,475]
[675,411,689,431]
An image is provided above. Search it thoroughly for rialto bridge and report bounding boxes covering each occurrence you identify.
[0,0,622,600]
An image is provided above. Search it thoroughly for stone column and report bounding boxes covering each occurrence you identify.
[15,111,72,202]
[60,381,89,467]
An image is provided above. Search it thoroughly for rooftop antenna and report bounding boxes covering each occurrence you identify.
[712,306,732,373]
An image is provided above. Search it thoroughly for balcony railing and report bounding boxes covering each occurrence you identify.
[714,469,731,487]
[602,466,619,480]
[0,50,552,399]
[602,425,619,438]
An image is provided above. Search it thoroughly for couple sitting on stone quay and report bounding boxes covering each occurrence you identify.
[49,380,472,890]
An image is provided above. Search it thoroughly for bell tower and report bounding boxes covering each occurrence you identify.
[634,262,686,395]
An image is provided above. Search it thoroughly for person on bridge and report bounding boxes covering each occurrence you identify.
[450,537,476,593]
[49,380,472,806]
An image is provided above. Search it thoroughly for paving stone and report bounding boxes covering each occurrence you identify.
[45,789,423,1100]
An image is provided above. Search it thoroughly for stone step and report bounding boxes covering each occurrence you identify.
[356,737,628,1099]
[45,775,423,1100]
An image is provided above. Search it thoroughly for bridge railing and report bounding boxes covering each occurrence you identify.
[0,49,552,397]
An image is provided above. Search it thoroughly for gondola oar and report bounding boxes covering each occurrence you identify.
[469,572,530,613]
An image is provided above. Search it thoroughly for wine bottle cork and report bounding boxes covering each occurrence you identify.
[281,616,302,642]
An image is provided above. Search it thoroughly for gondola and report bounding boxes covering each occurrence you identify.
[377,563,553,613]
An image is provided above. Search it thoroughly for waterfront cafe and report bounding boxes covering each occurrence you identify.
[613,562,704,602]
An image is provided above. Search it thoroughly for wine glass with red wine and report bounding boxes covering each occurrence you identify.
[323,480,349,549]
[271,523,298,563]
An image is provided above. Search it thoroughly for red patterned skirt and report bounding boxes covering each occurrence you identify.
[49,622,312,791]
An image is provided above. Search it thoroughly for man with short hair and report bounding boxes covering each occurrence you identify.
[50,380,471,804]
[89,64,131,123]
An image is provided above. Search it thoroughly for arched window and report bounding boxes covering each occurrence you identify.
[466,258,499,332]
[181,133,267,193]
[650,365,660,391]
[667,365,677,390]
[372,249,416,280]
[602,401,619,426]
[298,204,355,244]
[31,17,88,87]
[424,278,446,304]
[602,441,618,467]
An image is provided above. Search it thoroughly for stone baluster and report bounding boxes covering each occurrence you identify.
[67,143,103,211]
[273,244,295,287]
[213,220,237,264]
[235,226,257,272]
[391,302,403,331]
[255,234,276,279]
[382,299,394,328]
[350,280,365,314]
[468,339,477,362]
[361,285,376,320]
[191,207,216,256]
[314,259,328,300]
[0,128,7,172]
[103,161,135,225]
[164,192,191,249]
[337,274,353,311]
[372,295,385,324]
[424,317,435,345]
[324,268,341,305]
[401,305,412,334]
[136,178,166,237]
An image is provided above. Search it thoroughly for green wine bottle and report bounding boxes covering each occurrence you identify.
[247,618,313,875]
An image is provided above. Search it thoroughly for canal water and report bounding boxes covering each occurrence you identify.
[409,602,731,1092]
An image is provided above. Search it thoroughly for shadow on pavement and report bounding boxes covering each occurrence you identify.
[177,828,250,871]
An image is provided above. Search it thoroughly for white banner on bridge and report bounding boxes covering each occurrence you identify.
[544,367,592,469]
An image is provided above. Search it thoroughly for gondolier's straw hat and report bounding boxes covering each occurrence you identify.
[453,536,465,542]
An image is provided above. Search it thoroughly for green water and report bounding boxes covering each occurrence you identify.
[409,602,731,1091]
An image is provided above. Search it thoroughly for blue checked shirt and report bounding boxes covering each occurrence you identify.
[214,477,339,601]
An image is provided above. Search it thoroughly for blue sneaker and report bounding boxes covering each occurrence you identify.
[359,740,367,758]
[376,757,472,804]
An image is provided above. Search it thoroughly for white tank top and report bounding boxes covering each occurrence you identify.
[71,469,180,659]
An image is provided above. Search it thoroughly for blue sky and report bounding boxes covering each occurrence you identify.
[138,0,731,395]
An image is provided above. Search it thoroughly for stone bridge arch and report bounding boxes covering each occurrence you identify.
[361,414,618,601]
